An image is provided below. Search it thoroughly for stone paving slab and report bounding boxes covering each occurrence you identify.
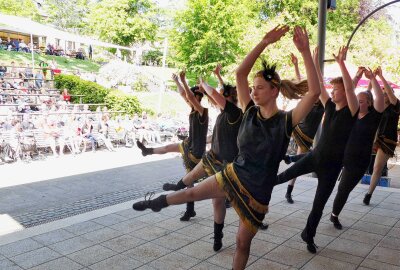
[0,177,400,269]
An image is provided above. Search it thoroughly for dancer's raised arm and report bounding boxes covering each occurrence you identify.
[333,46,359,116]
[200,78,226,110]
[353,66,366,88]
[312,47,329,106]
[290,53,301,81]
[172,73,191,107]
[365,68,384,113]
[291,26,320,127]
[179,71,205,116]
[375,66,398,105]
[236,25,289,112]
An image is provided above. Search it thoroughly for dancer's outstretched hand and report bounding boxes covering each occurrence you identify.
[290,53,298,65]
[355,66,366,78]
[172,73,179,81]
[213,63,222,76]
[179,70,186,80]
[262,25,290,45]
[374,66,383,77]
[333,46,348,63]
[364,68,375,79]
[293,26,310,53]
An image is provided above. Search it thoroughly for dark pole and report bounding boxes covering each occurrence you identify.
[312,0,328,178]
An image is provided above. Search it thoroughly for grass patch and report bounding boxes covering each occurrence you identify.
[0,50,100,73]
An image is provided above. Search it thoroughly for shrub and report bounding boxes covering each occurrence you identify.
[55,74,145,116]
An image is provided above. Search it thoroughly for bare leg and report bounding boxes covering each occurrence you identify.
[232,219,256,270]
[182,160,207,185]
[166,175,225,205]
[152,143,180,154]
[367,149,390,203]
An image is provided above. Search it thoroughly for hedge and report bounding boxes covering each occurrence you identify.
[54,74,146,116]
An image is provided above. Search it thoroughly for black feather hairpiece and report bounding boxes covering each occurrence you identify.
[260,59,281,86]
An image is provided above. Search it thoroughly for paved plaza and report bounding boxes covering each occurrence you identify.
[0,149,399,270]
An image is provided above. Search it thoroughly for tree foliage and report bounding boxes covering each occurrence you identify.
[86,0,158,46]
[43,0,90,32]
[170,0,261,75]
[0,0,40,20]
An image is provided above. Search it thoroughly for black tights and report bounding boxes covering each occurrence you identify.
[332,166,366,216]
[277,152,342,238]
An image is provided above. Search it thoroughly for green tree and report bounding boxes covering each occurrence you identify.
[170,0,261,75]
[43,0,90,31]
[86,0,158,46]
[0,0,40,20]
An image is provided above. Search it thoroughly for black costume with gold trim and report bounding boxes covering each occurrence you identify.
[292,102,324,152]
[374,100,400,157]
[216,101,293,233]
[202,101,242,176]
[179,108,209,172]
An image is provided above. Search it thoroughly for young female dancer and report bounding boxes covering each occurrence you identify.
[284,53,324,204]
[137,71,209,221]
[163,66,243,251]
[275,46,358,253]
[133,25,320,269]
[330,68,384,229]
[363,66,400,205]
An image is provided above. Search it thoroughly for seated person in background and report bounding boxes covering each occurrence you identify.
[19,40,29,52]
[34,70,44,89]
[43,117,65,157]
[0,63,6,77]
[98,115,115,151]
[25,64,33,78]
[80,118,97,152]
[62,88,71,103]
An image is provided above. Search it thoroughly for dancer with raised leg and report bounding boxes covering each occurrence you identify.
[363,66,400,205]
[330,67,384,229]
[163,64,243,251]
[133,25,320,269]
[275,46,358,253]
[284,53,324,204]
[137,71,209,221]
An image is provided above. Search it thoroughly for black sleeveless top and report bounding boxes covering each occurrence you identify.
[188,108,209,158]
[377,100,400,141]
[233,100,293,205]
[211,101,242,162]
[313,98,357,165]
[297,102,324,138]
[343,108,382,169]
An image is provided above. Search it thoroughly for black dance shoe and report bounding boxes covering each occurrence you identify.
[285,193,294,204]
[283,155,292,164]
[259,223,269,230]
[136,140,153,156]
[180,210,196,221]
[163,179,186,191]
[301,230,318,254]
[363,193,372,205]
[132,192,167,212]
[330,214,343,230]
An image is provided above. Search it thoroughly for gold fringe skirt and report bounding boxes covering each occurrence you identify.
[201,150,224,176]
[292,126,313,152]
[375,135,397,157]
[178,139,201,172]
[216,163,268,234]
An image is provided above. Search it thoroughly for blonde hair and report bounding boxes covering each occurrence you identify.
[329,77,344,85]
[255,71,308,100]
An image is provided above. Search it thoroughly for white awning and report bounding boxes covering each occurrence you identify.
[0,14,132,51]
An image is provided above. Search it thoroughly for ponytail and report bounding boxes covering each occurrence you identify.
[279,80,308,100]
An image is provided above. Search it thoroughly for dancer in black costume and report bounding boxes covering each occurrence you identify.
[363,66,400,205]
[163,64,243,251]
[284,53,324,204]
[330,67,384,229]
[275,46,358,253]
[137,71,209,221]
[132,26,320,269]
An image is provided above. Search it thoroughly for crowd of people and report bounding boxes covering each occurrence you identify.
[0,37,89,60]
[130,25,400,270]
